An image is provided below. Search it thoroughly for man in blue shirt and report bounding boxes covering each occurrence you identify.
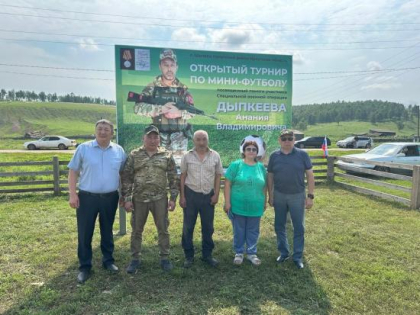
[68,119,126,283]
[267,129,315,269]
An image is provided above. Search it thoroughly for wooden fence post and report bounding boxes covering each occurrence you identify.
[327,156,335,182]
[52,156,61,196]
[410,165,420,210]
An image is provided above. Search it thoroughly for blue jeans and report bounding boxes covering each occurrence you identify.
[230,213,261,255]
[273,191,306,261]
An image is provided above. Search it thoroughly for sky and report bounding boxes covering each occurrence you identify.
[0,0,419,105]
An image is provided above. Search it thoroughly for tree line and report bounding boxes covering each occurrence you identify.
[0,89,115,105]
[293,100,419,131]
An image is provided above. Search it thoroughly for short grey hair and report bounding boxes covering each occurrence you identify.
[95,119,114,130]
[193,130,208,140]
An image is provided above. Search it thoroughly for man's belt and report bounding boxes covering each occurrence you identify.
[79,190,118,198]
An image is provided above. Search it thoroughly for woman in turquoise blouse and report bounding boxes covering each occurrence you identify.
[224,141,267,266]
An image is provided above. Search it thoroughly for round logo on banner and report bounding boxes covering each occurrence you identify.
[240,135,266,160]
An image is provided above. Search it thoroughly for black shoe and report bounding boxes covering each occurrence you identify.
[126,260,141,274]
[160,259,173,271]
[103,263,119,272]
[183,257,194,268]
[294,260,304,269]
[276,255,290,264]
[77,270,90,284]
[201,256,219,267]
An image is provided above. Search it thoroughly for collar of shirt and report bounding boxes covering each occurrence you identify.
[190,147,213,161]
[92,139,114,150]
[278,147,296,156]
[138,146,167,155]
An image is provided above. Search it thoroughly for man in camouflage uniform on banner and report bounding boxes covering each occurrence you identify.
[133,49,194,163]
[121,125,179,273]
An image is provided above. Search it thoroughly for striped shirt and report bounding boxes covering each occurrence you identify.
[180,148,223,194]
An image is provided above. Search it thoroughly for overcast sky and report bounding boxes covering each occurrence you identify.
[0,0,419,105]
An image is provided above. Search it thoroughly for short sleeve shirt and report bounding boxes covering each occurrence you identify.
[267,147,312,194]
[180,148,223,194]
[225,160,266,217]
[68,140,126,193]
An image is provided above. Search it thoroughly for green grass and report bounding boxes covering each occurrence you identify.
[0,101,115,138]
[1,186,420,314]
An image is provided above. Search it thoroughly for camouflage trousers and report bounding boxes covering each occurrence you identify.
[160,131,188,165]
[130,196,170,260]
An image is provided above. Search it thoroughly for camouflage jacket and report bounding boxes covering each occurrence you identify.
[121,146,179,203]
[134,76,194,122]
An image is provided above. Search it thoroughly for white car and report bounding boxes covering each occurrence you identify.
[24,136,77,150]
[336,136,373,149]
[337,142,420,173]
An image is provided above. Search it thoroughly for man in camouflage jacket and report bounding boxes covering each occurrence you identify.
[134,49,194,162]
[121,125,179,272]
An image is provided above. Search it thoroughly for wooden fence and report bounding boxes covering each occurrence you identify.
[1,155,418,209]
[331,156,420,210]
[0,157,69,195]
[0,156,329,195]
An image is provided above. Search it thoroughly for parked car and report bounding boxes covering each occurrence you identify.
[336,136,373,149]
[294,136,331,149]
[336,142,420,174]
[24,136,77,150]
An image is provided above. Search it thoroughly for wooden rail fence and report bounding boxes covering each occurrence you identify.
[0,157,69,195]
[1,155,418,211]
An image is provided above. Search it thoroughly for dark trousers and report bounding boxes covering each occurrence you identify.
[77,190,119,271]
[182,185,215,259]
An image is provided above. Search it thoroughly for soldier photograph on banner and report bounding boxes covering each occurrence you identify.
[126,49,195,164]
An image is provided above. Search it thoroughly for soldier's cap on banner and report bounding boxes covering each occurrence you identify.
[144,125,160,135]
[280,129,294,136]
[160,49,177,63]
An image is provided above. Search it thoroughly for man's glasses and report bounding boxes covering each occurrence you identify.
[245,147,258,152]
[281,137,294,141]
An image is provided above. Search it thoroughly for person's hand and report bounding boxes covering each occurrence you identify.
[223,202,231,214]
[69,193,79,209]
[118,197,125,207]
[210,194,219,206]
[268,196,274,207]
[305,198,314,210]
[162,102,182,119]
[124,201,134,212]
[168,200,176,211]
[179,196,186,208]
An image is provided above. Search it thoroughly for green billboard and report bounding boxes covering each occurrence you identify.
[115,46,292,165]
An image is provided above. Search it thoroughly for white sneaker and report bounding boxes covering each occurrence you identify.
[233,254,244,265]
[247,254,261,266]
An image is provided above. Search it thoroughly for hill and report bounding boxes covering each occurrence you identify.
[0,101,115,137]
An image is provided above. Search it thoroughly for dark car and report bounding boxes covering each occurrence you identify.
[294,136,331,149]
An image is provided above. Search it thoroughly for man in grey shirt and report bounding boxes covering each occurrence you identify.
[179,130,223,268]
[267,129,314,269]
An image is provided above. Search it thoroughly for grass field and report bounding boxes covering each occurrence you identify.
[0,101,115,148]
[1,185,420,315]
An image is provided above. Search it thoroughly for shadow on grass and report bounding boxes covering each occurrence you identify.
[3,233,331,315]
